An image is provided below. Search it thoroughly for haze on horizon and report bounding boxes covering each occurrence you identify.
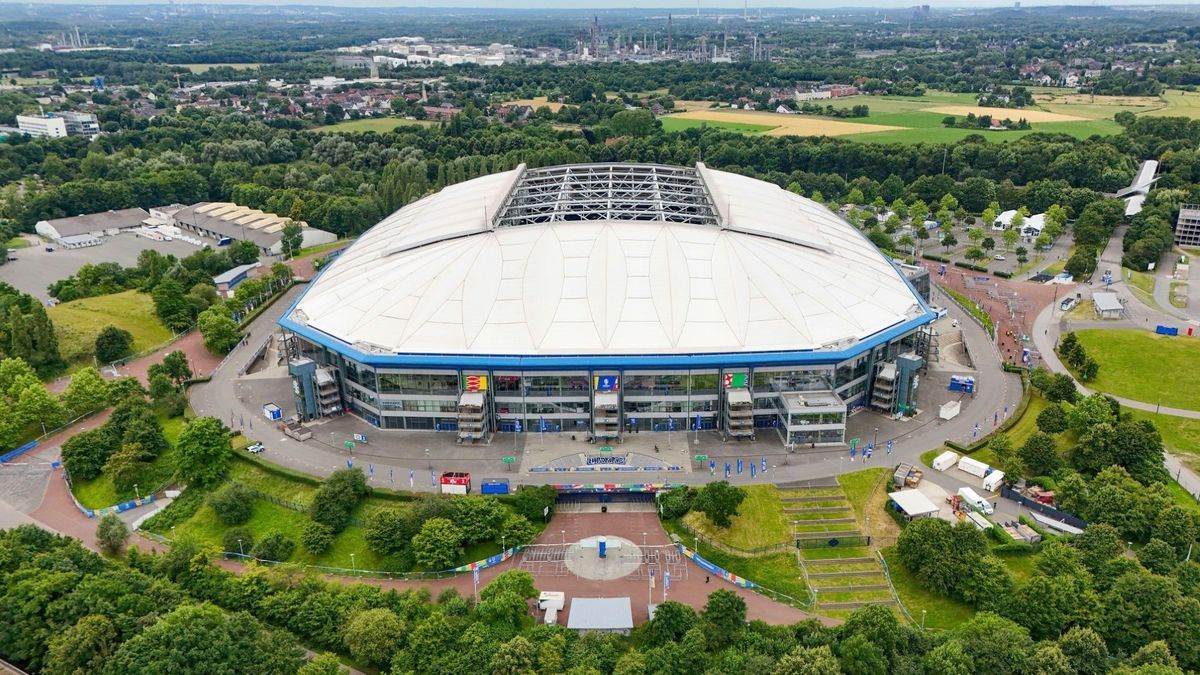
[9,0,1200,9]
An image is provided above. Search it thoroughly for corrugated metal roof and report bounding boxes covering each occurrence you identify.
[566,597,633,630]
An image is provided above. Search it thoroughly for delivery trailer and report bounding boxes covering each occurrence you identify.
[958,487,994,515]
[982,470,1006,492]
[932,450,960,472]
[957,456,989,478]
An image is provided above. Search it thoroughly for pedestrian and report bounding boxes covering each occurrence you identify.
[705,575,710,583]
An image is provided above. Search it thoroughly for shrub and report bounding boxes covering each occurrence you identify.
[692,481,746,528]
[94,325,134,363]
[301,521,335,554]
[511,485,556,523]
[309,468,371,533]
[62,428,115,481]
[658,487,696,519]
[1036,403,1069,434]
[250,531,295,561]
[364,508,414,556]
[497,512,536,547]
[95,513,129,555]
[223,526,255,556]
[207,482,254,525]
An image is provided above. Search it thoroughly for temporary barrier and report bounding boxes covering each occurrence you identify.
[679,545,757,588]
[0,440,38,464]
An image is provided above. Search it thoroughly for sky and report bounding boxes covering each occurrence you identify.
[14,0,1200,8]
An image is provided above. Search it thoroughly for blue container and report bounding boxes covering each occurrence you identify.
[481,479,510,495]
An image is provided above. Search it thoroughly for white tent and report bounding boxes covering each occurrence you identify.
[888,490,939,519]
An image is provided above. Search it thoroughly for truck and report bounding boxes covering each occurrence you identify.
[958,487,994,515]
[932,450,959,472]
[982,470,1006,492]
[957,456,989,478]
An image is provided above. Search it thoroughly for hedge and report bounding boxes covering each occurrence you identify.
[953,261,990,273]
[994,270,1013,279]
[923,253,949,263]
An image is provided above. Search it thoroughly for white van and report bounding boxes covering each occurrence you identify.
[958,487,994,515]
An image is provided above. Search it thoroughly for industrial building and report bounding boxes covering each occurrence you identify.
[280,162,936,449]
[35,207,151,243]
[1176,204,1200,248]
[16,111,100,139]
[165,202,337,256]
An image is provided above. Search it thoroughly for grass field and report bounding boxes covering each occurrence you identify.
[504,96,565,112]
[72,414,187,509]
[48,290,173,364]
[881,548,975,629]
[664,518,810,605]
[659,116,777,134]
[297,239,353,257]
[313,117,438,133]
[1073,329,1200,410]
[1125,268,1157,307]
[1126,409,1200,471]
[682,484,791,550]
[170,63,263,73]
[6,237,29,249]
[838,468,887,526]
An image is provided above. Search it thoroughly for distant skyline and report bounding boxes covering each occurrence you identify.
[10,0,1200,8]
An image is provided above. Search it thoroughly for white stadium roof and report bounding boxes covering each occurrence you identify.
[289,163,928,357]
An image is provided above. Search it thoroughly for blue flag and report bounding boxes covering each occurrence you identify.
[514,419,522,433]
[761,457,767,473]
[369,463,374,476]
[886,440,893,455]
[850,446,856,458]
[409,469,414,488]
[431,470,437,487]
[539,416,547,432]
[346,459,353,468]
[724,462,731,478]
[737,458,743,475]
[750,462,756,478]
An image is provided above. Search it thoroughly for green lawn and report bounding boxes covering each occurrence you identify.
[682,484,791,550]
[313,117,438,133]
[297,239,353,257]
[997,550,1041,584]
[72,414,188,509]
[664,519,809,605]
[6,237,29,249]
[880,548,975,629]
[48,290,173,364]
[659,116,777,134]
[838,469,887,525]
[1170,282,1188,309]
[1125,409,1200,473]
[843,119,1119,145]
[1073,329,1200,410]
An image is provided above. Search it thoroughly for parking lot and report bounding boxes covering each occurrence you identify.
[2,233,204,301]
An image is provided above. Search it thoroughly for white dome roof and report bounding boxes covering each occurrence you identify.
[288,163,927,357]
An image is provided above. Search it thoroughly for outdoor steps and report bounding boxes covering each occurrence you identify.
[802,557,875,565]
[807,570,886,578]
[795,530,862,539]
[781,495,848,503]
[784,506,849,513]
[813,584,890,592]
[776,480,840,490]
[818,600,898,610]
[790,518,855,526]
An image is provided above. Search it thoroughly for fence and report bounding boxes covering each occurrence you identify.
[0,440,38,464]
[1000,487,1087,529]
[674,518,792,558]
[876,550,920,627]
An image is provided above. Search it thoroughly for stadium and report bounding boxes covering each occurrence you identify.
[280,162,936,448]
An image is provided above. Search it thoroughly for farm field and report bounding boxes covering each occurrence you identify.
[665,109,902,137]
[659,116,776,134]
[504,96,564,112]
[47,289,173,364]
[314,117,438,133]
[170,63,263,73]
[922,105,1086,123]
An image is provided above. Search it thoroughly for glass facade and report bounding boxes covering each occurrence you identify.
[288,326,921,449]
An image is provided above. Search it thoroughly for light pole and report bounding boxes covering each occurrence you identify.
[350,553,356,576]
[501,535,506,553]
[171,525,176,539]
[921,609,927,630]
[133,483,140,500]
[561,530,566,546]
[238,538,244,556]
[330,431,335,449]
[425,448,430,469]
[643,532,647,548]
[873,427,879,449]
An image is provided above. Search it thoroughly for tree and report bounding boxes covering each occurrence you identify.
[1127,641,1179,670]
[1068,393,1116,435]
[1002,227,1019,251]
[837,634,888,675]
[1028,643,1073,675]
[61,428,113,481]
[412,517,464,570]
[44,614,118,675]
[342,608,403,668]
[281,221,303,259]
[174,416,231,487]
[106,603,302,675]
[1153,506,1196,556]
[161,350,192,384]
[982,237,995,252]
[692,481,746,528]
[250,531,295,561]
[481,570,538,603]
[297,653,348,675]
[967,227,986,245]
[197,304,242,354]
[151,278,194,331]
[1058,626,1109,675]
[301,521,335,554]
[103,443,147,491]
[208,482,254,525]
[94,325,133,363]
[954,612,1033,675]
[1020,432,1062,475]
[1016,246,1029,264]
[61,367,111,417]
[941,232,958,250]
[14,382,64,429]
[95,513,129,555]
[309,468,371,533]
[640,601,697,647]
[223,527,254,556]
[511,484,556,522]
[965,246,986,263]
[608,108,657,137]
[701,589,746,649]
[450,496,508,544]
[922,640,973,675]
[1037,403,1069,434]
[364,508,412,556]
[1139,539,1179,575]
[1065,249,1098,280]
[490,635,538,675]
[775,645,841,675]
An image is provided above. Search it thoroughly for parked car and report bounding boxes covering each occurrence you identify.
[44,246,55,252]
[993,254,1006,261]
[246,442,265,454]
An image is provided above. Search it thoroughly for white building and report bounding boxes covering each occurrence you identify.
[36,207,151,242]
[16,114,67,138]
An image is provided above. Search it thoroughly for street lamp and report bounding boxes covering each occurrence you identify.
[501,535,506,552]
[171,525,176,539]
[350,553,356,576]
[643,532,647,548]
[133,484,140,501]
[238,538,244,556]
[561,530,566,546]
[921,609,927,630]
[425,448,430,469]
[873,427,879,448]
